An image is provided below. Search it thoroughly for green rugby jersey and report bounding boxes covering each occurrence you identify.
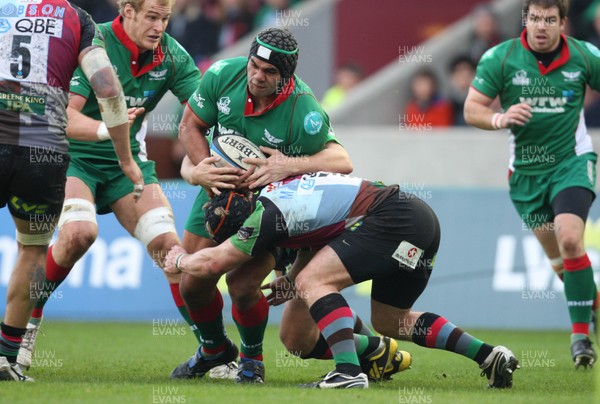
[472,30,600,174]
[187,57,338,156]
[68,17,201,162]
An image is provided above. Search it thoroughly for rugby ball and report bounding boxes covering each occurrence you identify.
[210,134,266,170]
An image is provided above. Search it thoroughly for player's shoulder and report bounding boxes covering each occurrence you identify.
[566,36,600,60]
[93,20,114,41]
[479,38,519,64]
[205,57,247,77]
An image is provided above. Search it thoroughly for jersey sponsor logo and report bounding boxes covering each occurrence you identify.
[262,128,283,145]
[0,3,25,17]
[144,90,156,101]
[125,96,148,107]
[15,17,62,37]
[392,240,423,270]
[303,111,322,135]
[237,226,254,241]
[217,96,231,115]
[26,4,66,19]
[148,69,167,80]
[519,96,567,113]
[297,178,315,196]
[561,70,581,82]
[193,92,205,108]
[0,18,10,33]
[512,70,530,86]
[0,91,46,113]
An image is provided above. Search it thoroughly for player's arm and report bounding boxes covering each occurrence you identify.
[244,141,353,189]
[464,87,532,130]
[178,104,212,165]
[76,46,144,198]
[178,106,242,194]
[262,249,315,306]
[164,242,253,277]
[66,95,143,142]
[180,155,240,192]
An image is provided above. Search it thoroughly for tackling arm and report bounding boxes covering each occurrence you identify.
[166,241,253,278]
[244,141,353,189]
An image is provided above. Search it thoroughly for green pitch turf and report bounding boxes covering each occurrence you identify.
[0,322,597,403]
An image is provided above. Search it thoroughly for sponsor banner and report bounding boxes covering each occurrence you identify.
[1,183,598,328]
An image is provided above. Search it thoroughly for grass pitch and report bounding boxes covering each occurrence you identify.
[0,322,597,403]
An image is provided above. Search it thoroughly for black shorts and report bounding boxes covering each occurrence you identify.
[329,190,440,309]
[0,144,69,222]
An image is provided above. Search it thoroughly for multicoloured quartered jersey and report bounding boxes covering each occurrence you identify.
[0,0,102,153]
[229,172,395,256]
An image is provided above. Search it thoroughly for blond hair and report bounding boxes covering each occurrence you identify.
[117,0,176,16]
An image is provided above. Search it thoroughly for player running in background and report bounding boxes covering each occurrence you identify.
[164,172,520,389]
[16,0,202,370]
[0,0,142,382]
[172,27,355,383]
[465,0,598,369]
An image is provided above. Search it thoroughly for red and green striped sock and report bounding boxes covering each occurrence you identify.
[169,283,202,344]
[188,289,228,356]
[563,255,595,342]
[232,294,269,361]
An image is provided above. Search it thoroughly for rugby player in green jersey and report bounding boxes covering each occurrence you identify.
[170,28,399,384]
[15,0,203,371]
[465,0,598,369]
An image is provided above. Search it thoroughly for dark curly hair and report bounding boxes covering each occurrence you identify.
[249,27,299,80]
[204,191,253,244]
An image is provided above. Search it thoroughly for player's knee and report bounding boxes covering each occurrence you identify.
[179,274,212,307]
[56,198,98,254]
[226,270,260,302]
[279,330,306,356]
[61,224,97,255]
[294,271,314,294]
[179,275,197,301]
[557,233,584,256]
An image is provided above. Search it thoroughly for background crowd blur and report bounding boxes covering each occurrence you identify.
[71,0,600,176]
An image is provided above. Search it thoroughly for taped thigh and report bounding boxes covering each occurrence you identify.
[57,198,97,228]
[15,230,53,246]
[134,207,177,247]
